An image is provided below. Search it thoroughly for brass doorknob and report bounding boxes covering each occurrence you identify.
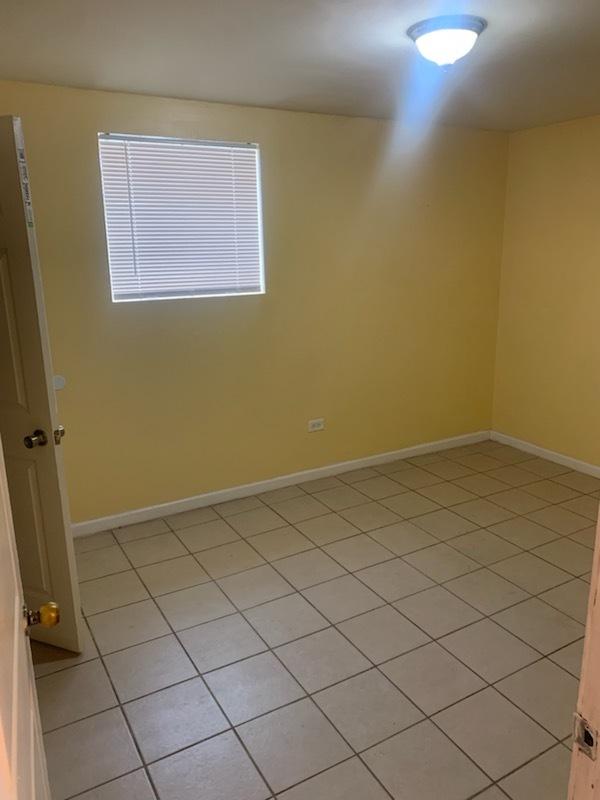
[24,429,48,449]
[25,601,60,627]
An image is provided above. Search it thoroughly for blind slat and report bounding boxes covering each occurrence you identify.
[98,133,265,302]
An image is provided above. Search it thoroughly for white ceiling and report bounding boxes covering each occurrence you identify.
[1,0,599,130]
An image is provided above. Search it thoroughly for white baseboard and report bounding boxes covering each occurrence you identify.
[72,430,490,537]
[490,431,600,479]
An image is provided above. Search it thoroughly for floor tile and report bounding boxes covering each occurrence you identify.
[527,505,590,534]
[72,770,156,800]
[156,582,235,630]
[449,530,521,565]
[488,517,558,549]
[487,488,549,514]
[523,480,580,503]
[487,466,538,487]
[338,605,430,662]
[540,579,590,623]
[382,642,485,714]
[137,555,209,596]
[121,532,187,568]
[554,471,600,494]
[362,719,488,800]
[44,708,141,800]
[381,491,441,518]
[32,622,99,678]
[73,531,116,554]
[570,526,597,548]
[36,659,116,732]
[303,574,384,622]
[205,651,305,724]
[491,552,571,594]
[355,558,434,601]
[214,495,264,517]
[391,466,442,489]
[259,484,305,504]
[270,495,329,523]
[175,518,240,552]
[533,538,593,576]
[412,509,479,540]
[548,638,584,678]
[275,757,389,800]
[418,481,478,507]
[248,526,313,561]
[228,505,287,535]
[274,548,346,589]
[164,506,218,530]
[340,466,381,483]
[352,475,406,499]
[149,729,270,800]
[245,593,329,646]
[314,485,369,510]
[453,499,514,527]
[76,545,130,582]
[237,699,351,794]
[113,518,170,543]
[499,744,571,800]
[87,599,170,654]
[369,520,438,555]
[440,619,538,681]
[218,564,293,609]
[299,475,344,493]
[472,788,509,800]
[493,598,584,654]
[314,669,423,750]
[104,634,196,702]
[561,494,599,520]
[453,453,504,472]
[323,533,393,571]
[495,659,579,738]
[445,569,529,615]
[275,628,370,692]
[407,452,446,466]
[433,688,555,780]
[340,502,402,531]
[425,460,476,480]
[295,512,359,545]
[124,676,229,761]
[453,474,510,497]
[375,458,413,475]
[80,570,149,615]
[519,458,571,478]
[178,613,267,673]
[403,543,479,582]
[394,585,483,638]
[194,539,264,578]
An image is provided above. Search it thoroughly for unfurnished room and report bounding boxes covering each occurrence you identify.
[1,2,600,799]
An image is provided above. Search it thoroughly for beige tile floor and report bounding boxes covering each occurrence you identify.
[31,440,598,800]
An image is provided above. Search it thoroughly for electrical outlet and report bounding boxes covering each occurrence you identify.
[308,418,325,432]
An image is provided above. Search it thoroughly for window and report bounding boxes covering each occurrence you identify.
[98,133,265,302]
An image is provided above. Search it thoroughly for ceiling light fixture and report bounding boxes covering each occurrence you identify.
[407,15,487,67]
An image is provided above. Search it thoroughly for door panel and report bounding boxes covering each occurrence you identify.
[0,115,81,651]
[0,435,51,800]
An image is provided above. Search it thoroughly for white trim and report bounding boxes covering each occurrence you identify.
[490,431,600,479]
[72,430,490,537]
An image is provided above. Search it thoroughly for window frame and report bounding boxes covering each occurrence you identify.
[97,131,266,303]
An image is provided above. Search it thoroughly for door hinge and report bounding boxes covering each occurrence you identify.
[54,425,66,445]
[574,713,598,760]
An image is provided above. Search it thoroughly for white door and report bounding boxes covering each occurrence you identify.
[0,115,81,652]
[0,434,51,800]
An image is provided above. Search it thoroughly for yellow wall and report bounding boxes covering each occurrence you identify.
[494,115,600,464]
[0,81,508,522]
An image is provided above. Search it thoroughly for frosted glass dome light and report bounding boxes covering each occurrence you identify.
[407,15,487,66]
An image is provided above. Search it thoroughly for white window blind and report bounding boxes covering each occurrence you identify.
[98,133,265,302]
